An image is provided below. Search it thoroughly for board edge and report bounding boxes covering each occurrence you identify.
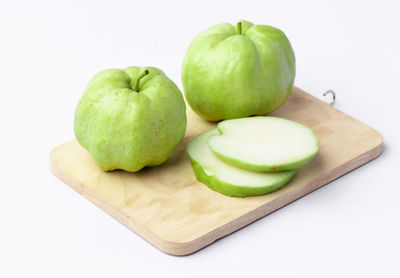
[179,139,384,254]
[49,136,382,256]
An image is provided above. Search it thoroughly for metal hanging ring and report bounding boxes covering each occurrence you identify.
[323,90,336,106]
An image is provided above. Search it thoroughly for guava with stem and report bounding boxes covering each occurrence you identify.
[74,66,187,172]
[182,20,296,121]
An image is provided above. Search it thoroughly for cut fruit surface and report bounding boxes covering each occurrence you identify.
[186,129,296,197]
[208,117,319,172]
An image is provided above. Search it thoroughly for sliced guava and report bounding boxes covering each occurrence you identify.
[208,116,318,172]
[186,129,296,197]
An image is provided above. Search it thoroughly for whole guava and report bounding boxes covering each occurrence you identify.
[74,67,187,172]
[182,20,295,121]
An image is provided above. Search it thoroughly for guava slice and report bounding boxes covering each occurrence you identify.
[186,129,296,197]
[208,117,318,172]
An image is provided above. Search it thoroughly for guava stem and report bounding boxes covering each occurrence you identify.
[237,21,242,35]
[132,70,149,92]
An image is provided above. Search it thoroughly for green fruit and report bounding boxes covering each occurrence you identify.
[182,20,296,121]
[208,117,318,172]
[186,129,296,197]
[74,67,186,172]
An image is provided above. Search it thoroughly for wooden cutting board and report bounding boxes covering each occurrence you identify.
[50,87,383,255]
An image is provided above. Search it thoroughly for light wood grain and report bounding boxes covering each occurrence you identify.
[49,87,383,255]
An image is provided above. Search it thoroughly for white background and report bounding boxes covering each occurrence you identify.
[1,0,399,277]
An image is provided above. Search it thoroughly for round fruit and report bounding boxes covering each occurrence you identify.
[74,67,186,172]
[182,20,295,121]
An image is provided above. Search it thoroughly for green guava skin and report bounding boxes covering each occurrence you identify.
[208,117,319,172]
[185,129,296,198]
[182,20,296,121]
[74,67,187,172]
[189,157,296,198]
